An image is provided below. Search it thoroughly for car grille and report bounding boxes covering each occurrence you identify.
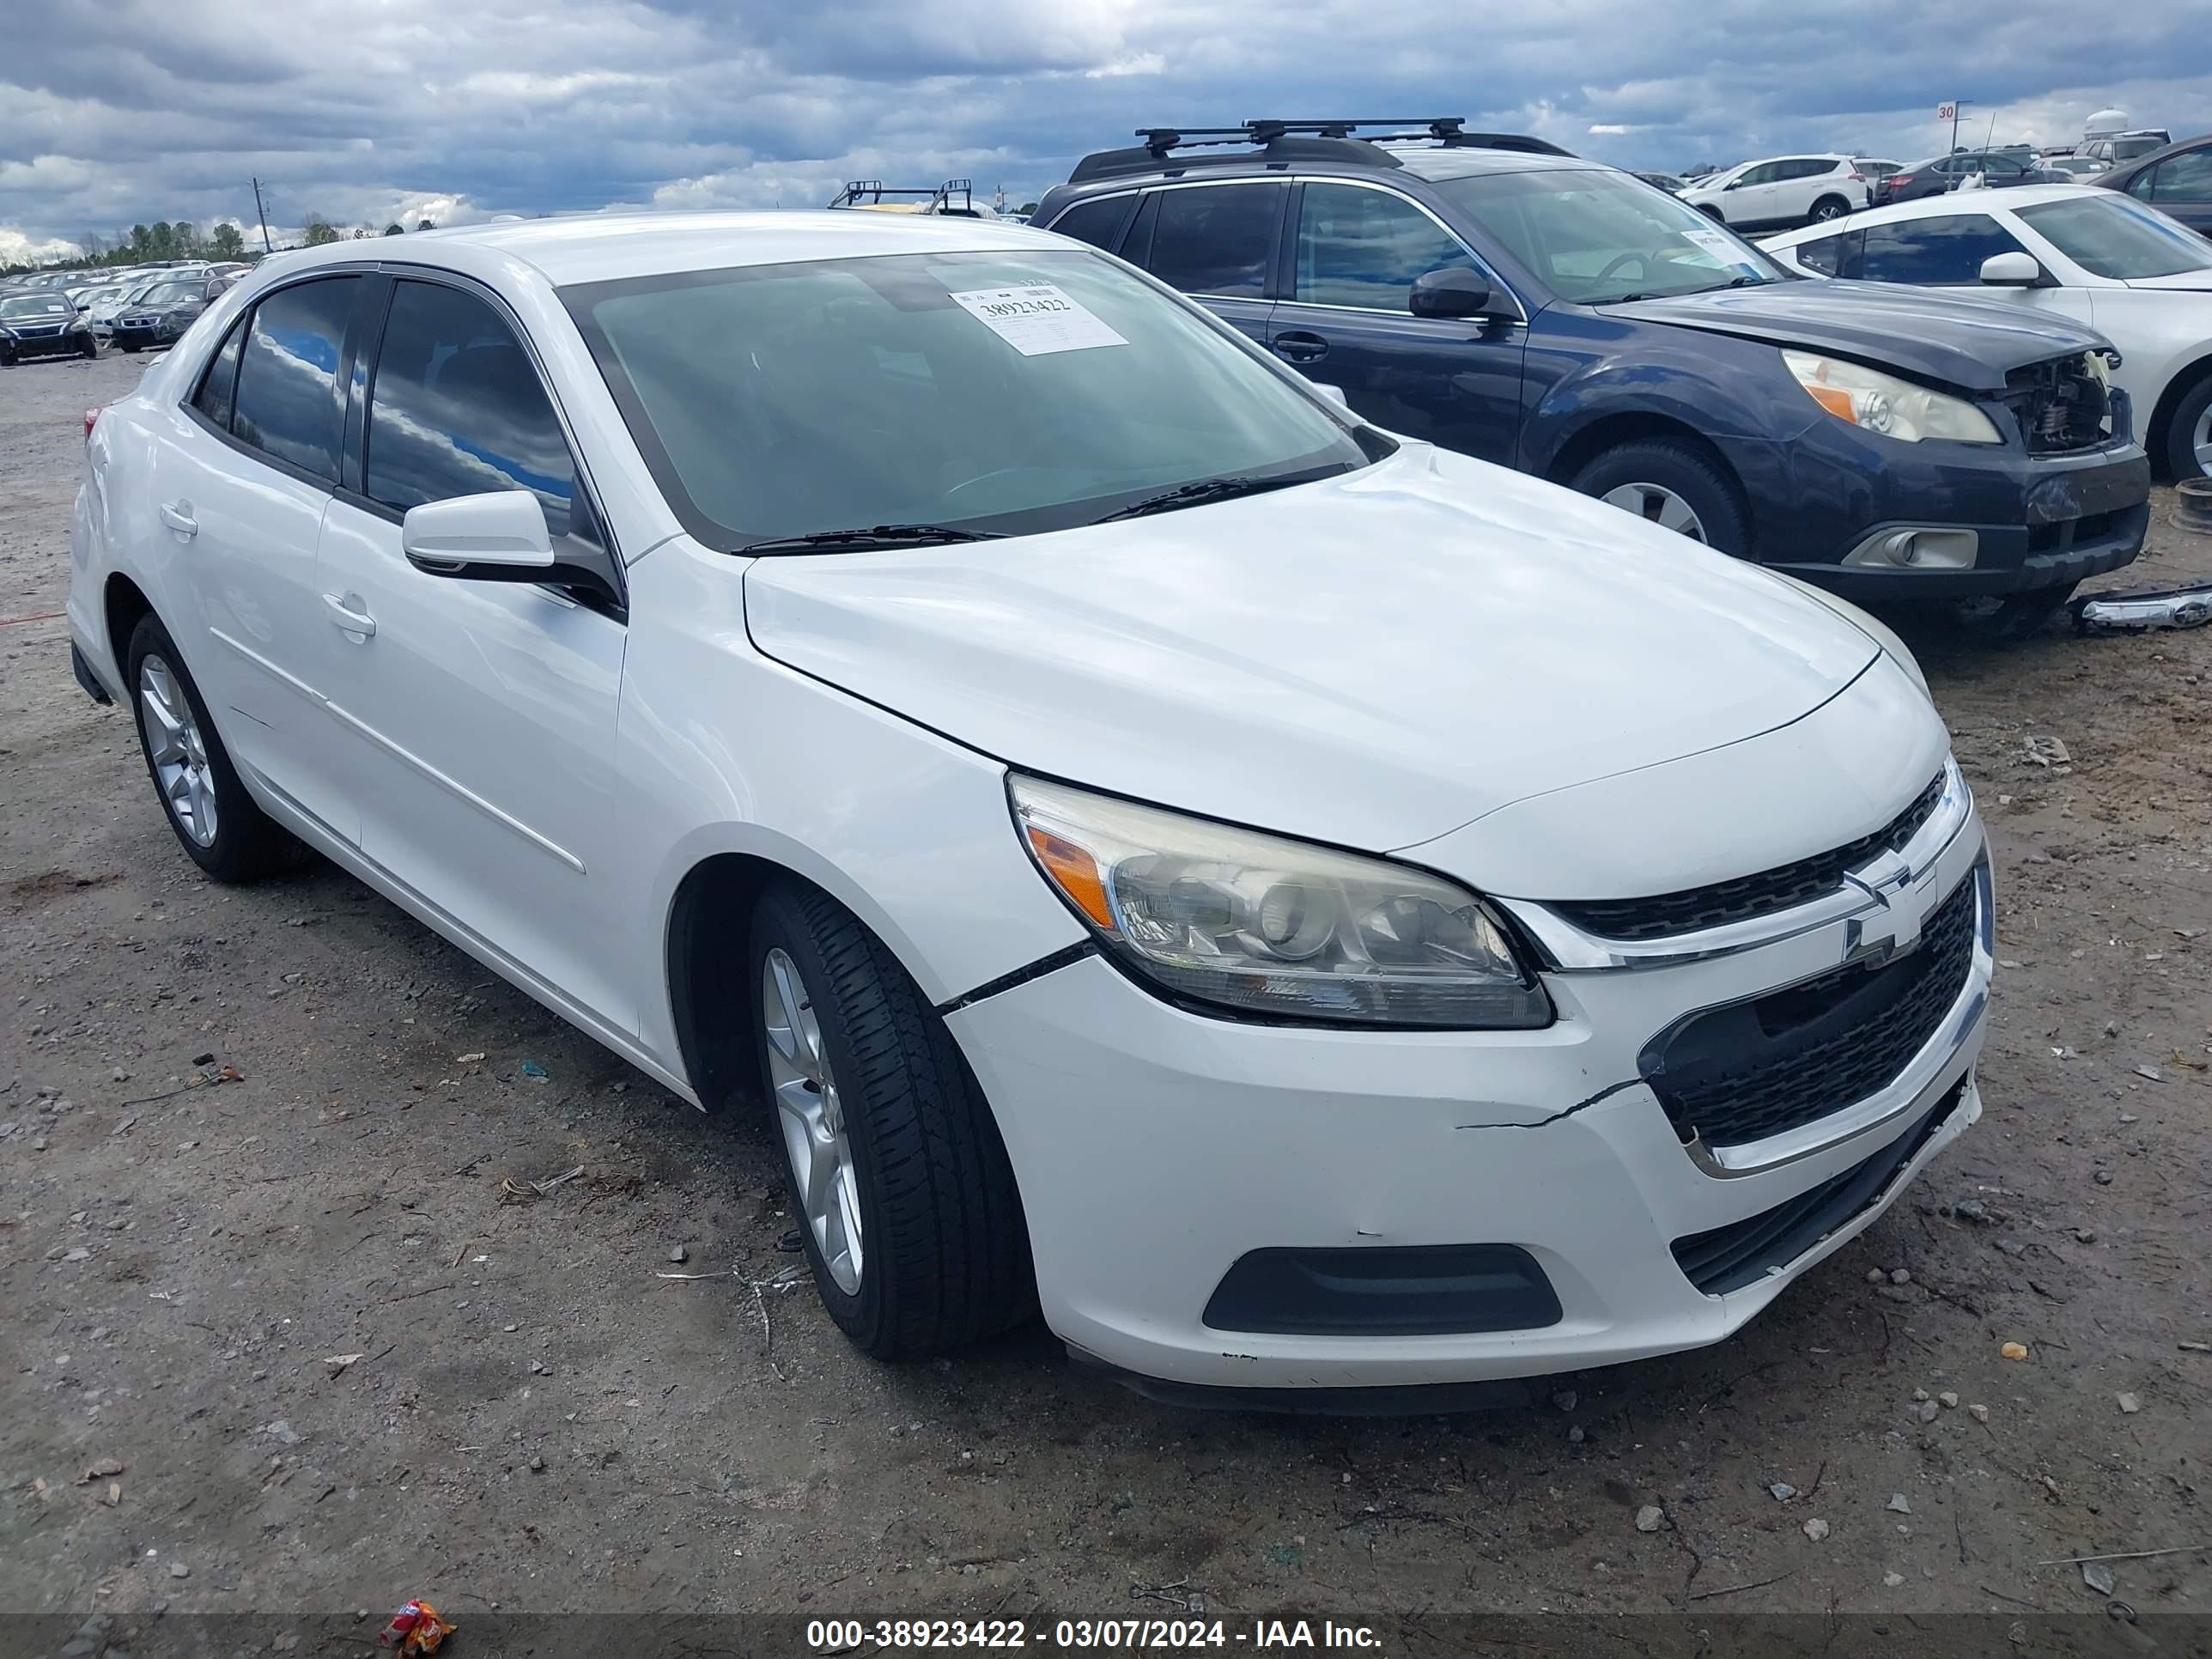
[2005,354,2111,453]
[1553,772,1946,941]
[1670,1077,1966,1295]
[1640,870,1978,1150]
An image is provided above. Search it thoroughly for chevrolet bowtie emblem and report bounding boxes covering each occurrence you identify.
[1840,870,1926,968]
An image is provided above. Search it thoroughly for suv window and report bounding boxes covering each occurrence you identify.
[1784,159,1836,180]
[1143,184,1283,297]
[1857,214,2027,283]
[1292,184,1475,309]
[231,276,362,482]
[1736,163,1780,186]
[364,278,580,540]
[1048,196,1135,252]
[191,315,246,428]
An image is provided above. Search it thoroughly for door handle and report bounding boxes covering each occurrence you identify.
[159,501,197,538]
[323,593,376,638]
[1273,331,1330,364]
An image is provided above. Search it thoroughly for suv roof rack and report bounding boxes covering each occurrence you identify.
[1069,118,1573,185]
[827,178,986,216]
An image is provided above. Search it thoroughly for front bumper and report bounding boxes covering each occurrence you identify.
[2,330,90,361]
[1734,408,2149,600]
[951,796,1990,1394]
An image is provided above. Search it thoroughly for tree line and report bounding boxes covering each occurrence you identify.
[4,215,438,276]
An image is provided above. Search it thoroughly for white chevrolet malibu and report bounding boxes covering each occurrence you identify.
[69,212,1991,1406]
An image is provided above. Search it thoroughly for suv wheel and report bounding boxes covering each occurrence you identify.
[748,881,1033,1358]
[1571,439,1751,556]
[1808,195,1850,222]
[2160,372,2212,483]
[125,613,306,881]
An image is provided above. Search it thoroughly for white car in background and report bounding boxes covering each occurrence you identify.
[1763,184,2212,481]
[1679,155,1872,229]
[70,212,1990,1401]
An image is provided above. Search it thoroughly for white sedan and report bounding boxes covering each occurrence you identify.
[69,212,1990,1401]
[1762,184,2212,481]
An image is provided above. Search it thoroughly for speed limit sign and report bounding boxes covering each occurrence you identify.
[1936,102,1957,121]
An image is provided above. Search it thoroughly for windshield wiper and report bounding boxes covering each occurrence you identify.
[738,523,1007,554]
[1096,472,1322,524]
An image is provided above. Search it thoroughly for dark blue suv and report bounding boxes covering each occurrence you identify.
[1034,119,2150,632]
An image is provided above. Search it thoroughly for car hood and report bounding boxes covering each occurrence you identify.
[742,445,1881,854]
[1604,280,2109,391]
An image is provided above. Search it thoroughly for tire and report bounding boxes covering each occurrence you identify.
[2158,371,2212,483]
[79,336,99,360]
[119,342,138,354]
[1808,195,1850,222]
[1570,438,1752,556]
[125,613,306,881]
[748,881,1032,1359]
[1953,581,2079,641]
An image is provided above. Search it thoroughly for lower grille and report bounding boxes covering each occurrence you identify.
[1672,1078,1966,1296]
[2005,355,2111,454]
[1642,871,1978,1149]
[1553,772,1945,942]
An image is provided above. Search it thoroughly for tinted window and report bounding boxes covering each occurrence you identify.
[1294,184,1474,308]
[365,279,578,540]
[2017,196,2212,279]
[1857,215,2027,283]
[1790,232,1852,276]
[1048,196,1134,252]
[1737,163,1779,186]
[1144,185,1281,297]
[192,317,246,428]
[1784,159,1835,180]
[2148,149,2212,203]
[232,276,361,481]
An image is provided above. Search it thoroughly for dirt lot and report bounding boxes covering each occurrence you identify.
[3,351,2209,1650]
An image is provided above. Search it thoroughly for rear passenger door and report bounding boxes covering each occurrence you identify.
[1121,180,1285,345]
[313,274,634,1030]
[1266,180,1523,463]
[154,272,374,846]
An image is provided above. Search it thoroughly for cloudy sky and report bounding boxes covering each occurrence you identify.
[3,0,2209,263]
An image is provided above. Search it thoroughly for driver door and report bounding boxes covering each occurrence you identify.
[1265,182,1524,464]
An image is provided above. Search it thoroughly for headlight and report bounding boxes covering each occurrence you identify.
[1009,775,1552,1029]
[1784,350,2002,444]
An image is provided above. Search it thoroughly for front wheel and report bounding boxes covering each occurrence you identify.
[2160,373,2212,483]
[118,342,139,353]
[1571,438,1751,556]
[79,336,99,360]
[747,882,1032,1358]
[125,614,305,881]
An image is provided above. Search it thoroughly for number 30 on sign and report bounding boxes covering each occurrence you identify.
[1936,102,1957,121]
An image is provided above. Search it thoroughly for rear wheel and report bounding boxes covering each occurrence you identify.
[125,614,305,881]
[2159,372,2212,483]
[1808,195,1850,222]
[747,881,1032,1358]
[1571,439,1752,556]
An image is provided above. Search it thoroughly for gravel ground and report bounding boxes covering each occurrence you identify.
[3,351,2209,1646]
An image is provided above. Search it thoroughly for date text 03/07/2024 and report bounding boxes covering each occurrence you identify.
[805,1618,1386,1650]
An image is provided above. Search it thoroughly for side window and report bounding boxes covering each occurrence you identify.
[1046,196,1135,252]
[364,279,580,541]
[2126,166,2159,201]
[1790,234,1847,276]
[1786,159,1832,180]
[2150,150,2212,202]
[1293,184,1475,309]
[231,275,362,483]
[191,316,246,428]
[1983,155,2025,179]
[1857,215,2027,283]
[1143,185,1283,298]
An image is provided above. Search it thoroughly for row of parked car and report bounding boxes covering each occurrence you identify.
[0,258,251,365]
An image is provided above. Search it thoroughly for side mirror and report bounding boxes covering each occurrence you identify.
[1409,267,1504,320]
[1978,251,2045,286]
[402,491,556,572]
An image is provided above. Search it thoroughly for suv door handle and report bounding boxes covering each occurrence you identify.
[1273,331,1330,364]
[159,501,197,538]
[323,593,377,638]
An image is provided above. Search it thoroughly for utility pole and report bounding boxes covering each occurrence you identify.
[251,177,273,253]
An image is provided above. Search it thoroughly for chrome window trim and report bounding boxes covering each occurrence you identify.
[1501,758,1973,972]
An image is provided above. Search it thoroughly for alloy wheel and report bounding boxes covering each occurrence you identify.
[2194,405,2212,476]
[138,654,219,848]
[1600,482,1709,542]
[762,946,864,1293]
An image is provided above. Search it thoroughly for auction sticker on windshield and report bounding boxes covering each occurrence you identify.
[1680,228,1760,273]
[948,285,1128,356]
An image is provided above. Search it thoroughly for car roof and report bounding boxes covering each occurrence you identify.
[249,209,1068,289]
[1763,182,2107,245]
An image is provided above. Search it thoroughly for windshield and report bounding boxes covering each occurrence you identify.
[0,294,72,319]
[565,247,1379,551]
[1427,169,1789,304]
[141,281,202,306]
[2018,195,2212,279]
